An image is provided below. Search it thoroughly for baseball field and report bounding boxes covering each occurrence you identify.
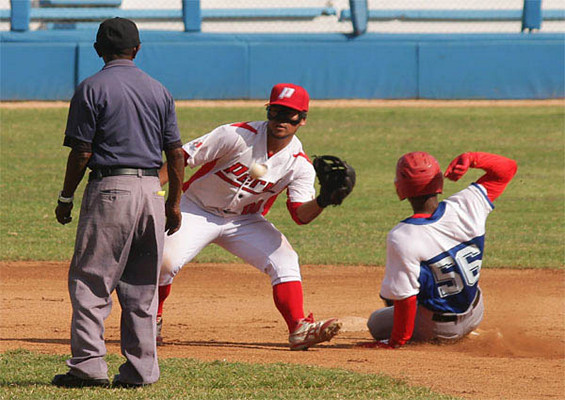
[1,101,563,399]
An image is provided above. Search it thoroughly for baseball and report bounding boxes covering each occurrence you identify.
[250,163,268,179]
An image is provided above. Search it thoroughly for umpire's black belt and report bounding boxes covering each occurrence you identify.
[431,291,481,323]
[89,167,159,181]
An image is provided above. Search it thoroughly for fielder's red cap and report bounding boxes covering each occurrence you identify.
[268,83,309,112]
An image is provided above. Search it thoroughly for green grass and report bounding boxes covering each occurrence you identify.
[0,349,460,400]
[0,106,563,267]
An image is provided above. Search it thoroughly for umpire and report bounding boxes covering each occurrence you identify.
[52,17,184,388]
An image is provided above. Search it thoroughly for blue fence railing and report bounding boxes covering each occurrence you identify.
[4,0,563,34]
[4,1,339,32]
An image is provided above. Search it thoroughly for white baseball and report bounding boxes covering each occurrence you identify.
[249,163,268,179]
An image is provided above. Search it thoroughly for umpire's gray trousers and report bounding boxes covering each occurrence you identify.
[66,174,165,385]
[367,289,484,343]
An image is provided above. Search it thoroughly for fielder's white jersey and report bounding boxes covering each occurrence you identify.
[181,121,316,217]
[380,183,494,314]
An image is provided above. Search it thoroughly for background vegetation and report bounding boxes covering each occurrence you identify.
[1,106,563,267]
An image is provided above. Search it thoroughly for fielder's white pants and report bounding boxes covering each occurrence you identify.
[160,197,301,286]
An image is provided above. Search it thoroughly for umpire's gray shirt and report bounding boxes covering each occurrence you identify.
[64,59,181,169]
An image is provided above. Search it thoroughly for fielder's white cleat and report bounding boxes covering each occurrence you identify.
[289,313,342,351]
[156,316,164,346]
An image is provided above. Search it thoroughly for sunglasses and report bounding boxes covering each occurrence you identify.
[266,106,306,126]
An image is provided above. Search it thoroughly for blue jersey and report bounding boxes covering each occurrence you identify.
[418,235,484,313]
[380,183,494,314]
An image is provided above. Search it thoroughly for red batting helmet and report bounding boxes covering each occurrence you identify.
[268,83,309,112]
[395,152,443,200]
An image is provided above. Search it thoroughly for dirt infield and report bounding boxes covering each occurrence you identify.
[1,262,563,399]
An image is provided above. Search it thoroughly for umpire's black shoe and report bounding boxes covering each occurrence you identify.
[52,372,110,388]
[112,379,148,389]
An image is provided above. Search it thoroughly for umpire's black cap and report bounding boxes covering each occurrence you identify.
[95,17,140,53]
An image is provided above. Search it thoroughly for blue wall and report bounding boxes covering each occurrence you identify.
[1,31,563,100]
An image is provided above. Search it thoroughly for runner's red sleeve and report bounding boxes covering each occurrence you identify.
[469,152,517,201]
[389,295,418,348]
[286,200,305,225]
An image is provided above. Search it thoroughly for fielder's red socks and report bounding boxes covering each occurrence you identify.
[157,284,172,319]
[273,281,305,333]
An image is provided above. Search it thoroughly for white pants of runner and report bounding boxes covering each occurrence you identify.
[367,290,484,342]
[159,197,301,286]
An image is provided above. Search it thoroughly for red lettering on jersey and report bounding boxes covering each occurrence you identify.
[230,122,258,134]
[215,170,242,188]
[215,165,276,195]
[262,182,275,192]
[236,173,250,184]
[223,162,248,176]
[242,200,264,215]
[248,179,262,188]
[194,142,203,148]
[215,171,263,195]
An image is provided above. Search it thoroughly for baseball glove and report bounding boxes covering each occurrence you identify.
[313,155,356,208]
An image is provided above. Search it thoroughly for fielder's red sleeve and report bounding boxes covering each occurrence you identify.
[470,152,518,202]
[389,295,418,348]
[286,200,306,225]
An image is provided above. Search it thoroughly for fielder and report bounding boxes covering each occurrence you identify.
[157,83,355,350]
[366,151,517,348]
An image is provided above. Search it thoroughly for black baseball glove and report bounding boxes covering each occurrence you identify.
[313,155,356,208]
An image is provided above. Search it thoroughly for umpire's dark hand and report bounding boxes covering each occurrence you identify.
[165,203,182,235]
[55,203,73,225]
